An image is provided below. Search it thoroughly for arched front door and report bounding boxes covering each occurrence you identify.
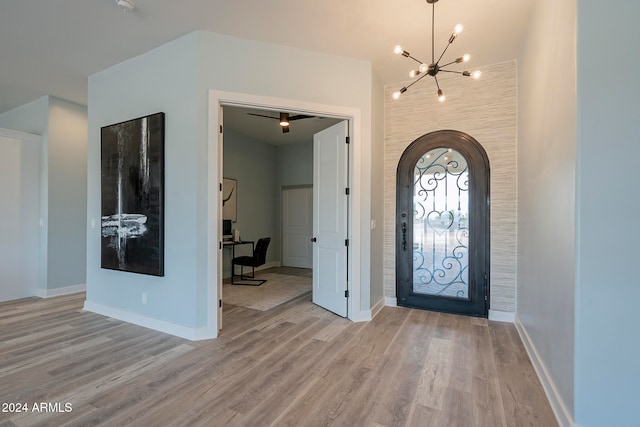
[396,130,490,317]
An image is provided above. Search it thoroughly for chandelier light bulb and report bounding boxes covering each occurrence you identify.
[472,70,482,80]
[454,24,464,34]
[410,70,421,78]
[392,87,407,100]
[463,54,471,62]
[419,63,429,73]
[394,45,404,55]
[438,89,446,102]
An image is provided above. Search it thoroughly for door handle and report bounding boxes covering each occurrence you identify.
[401,222,407,251]
[311,237,317,242]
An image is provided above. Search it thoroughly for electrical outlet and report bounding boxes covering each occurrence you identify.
[142,292,147,304]
[370,220,377,230]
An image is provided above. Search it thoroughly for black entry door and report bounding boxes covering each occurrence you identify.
[396,130,490,317]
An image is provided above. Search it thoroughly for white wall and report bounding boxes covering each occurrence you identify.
[516,0,577,424]
[384,61,518,314]
[575,2,640,426]
[0,96,87,295]
[86,31,375,337]
[0,97,49,293]
[0,129,41,301]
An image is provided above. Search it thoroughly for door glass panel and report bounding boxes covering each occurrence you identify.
[413,148,469,300]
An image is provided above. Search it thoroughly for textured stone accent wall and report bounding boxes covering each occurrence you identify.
[384,60,517,312]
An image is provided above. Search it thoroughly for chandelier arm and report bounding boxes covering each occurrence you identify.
[440,59,460,68]
[406,55,425,65]
[436,40,454,65]
[434,75,442,91]
[439,69,466,74]
[405,71,432,91]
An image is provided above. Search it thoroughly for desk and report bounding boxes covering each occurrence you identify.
[223,240,254,256]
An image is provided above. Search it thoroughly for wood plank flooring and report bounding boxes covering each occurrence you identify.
[0,291,557,426]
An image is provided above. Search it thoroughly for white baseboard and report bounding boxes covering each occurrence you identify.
[36,283,86,298]
[83,301,217,341]
[385,296,398,307]
[488,309,515,323]
[351,309,371,322]
[515,314,576,427]
[350,297,385,323]
[370,297,385,319]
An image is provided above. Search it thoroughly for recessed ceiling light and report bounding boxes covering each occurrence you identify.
[116,0,135,12]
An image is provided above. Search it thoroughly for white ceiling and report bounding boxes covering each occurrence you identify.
[0,0,535,144]
[0,0,535,115]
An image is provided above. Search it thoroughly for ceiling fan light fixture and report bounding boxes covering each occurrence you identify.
[116,0,135,12]
[392,0,480,103]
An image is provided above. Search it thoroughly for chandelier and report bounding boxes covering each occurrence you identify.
[392,0,481,102]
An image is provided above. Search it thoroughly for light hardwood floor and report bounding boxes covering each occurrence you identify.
[0,290,557,426]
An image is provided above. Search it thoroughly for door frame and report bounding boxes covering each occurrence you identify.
[207,90,363,335]
[396,130,490,317]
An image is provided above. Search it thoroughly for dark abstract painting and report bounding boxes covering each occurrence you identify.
[101,112,165,276]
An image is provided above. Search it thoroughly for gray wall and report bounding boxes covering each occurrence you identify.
[384,61,518,313]
[575,1,640,425]
[87,34,200,328]
[47,97,87,289]
[517,0,577,421]
[223,128,279,278]
[277,141,313,187]
[0,95,87,292]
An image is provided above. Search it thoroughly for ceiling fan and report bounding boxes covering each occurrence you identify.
[247,112,314,133]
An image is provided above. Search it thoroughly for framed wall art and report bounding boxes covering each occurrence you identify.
[101,112,165,276]
[223,177,237,221]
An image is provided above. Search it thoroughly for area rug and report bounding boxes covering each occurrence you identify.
[223,273,311,311]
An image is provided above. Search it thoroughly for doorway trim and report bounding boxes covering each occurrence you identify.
[207,90,364,336]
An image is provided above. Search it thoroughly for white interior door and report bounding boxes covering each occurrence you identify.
[312,121,348,317]
[282,187,313,268]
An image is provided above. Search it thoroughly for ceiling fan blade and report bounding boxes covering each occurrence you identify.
[288,114,315,121]
[247,113,279,120]
[282,126,290,133]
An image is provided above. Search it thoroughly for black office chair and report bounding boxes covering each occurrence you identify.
[231,237,271,286]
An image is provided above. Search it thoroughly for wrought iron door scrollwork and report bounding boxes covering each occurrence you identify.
[412,148,469,299]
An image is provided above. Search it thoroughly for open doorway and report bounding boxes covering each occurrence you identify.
[219,105,340,320]
[208,91,361,334]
